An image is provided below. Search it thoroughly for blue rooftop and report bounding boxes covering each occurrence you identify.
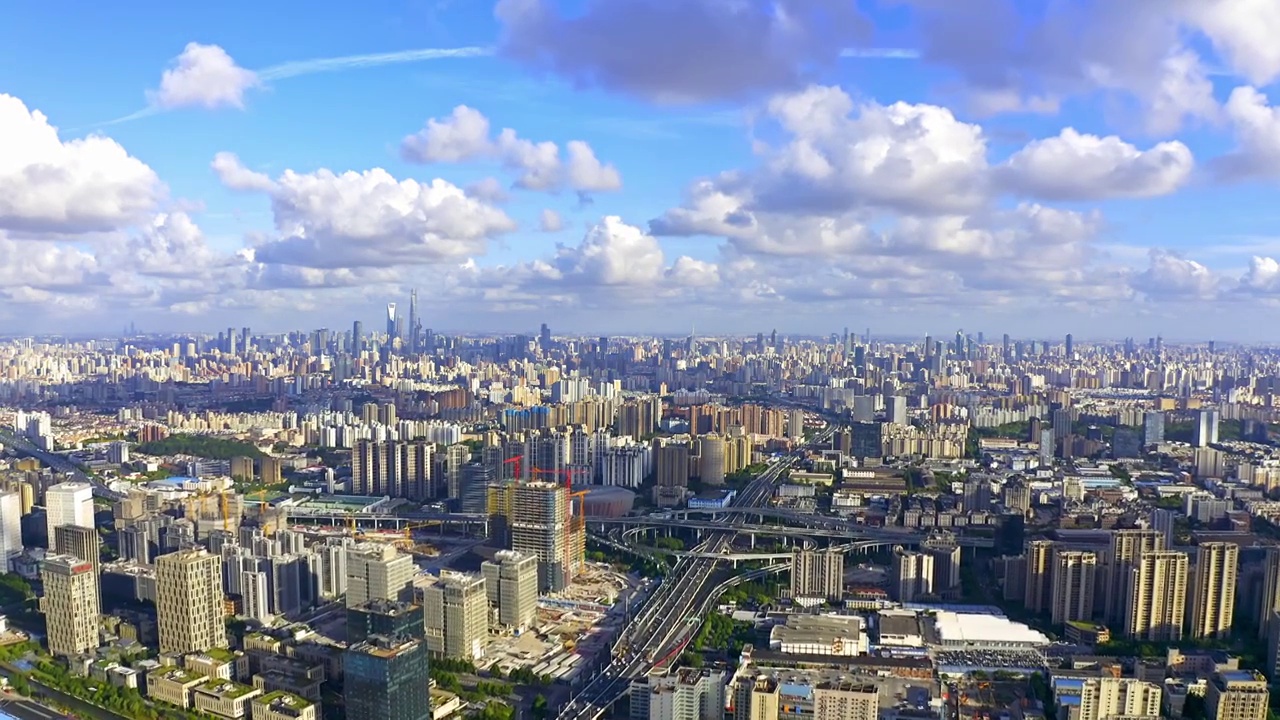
[779,683,811,699]
[1221,670,1260,683]
[1058,696,1081,706]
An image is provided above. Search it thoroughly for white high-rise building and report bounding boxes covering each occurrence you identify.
[481,550,538,630]
[45,482,94,541]
[344,543,414,608]
[0,491,22,570]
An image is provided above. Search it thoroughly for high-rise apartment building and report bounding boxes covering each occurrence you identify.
[1206,670,1269,720]
[1050,551,1097,625]
[790,548,844,600]
[156,548,228,655]
[40,553,100,657]
[423,571,488,661]
[631,667,727,720]
[1104,529,1164,626]
[1259,548,1280,639]
[480,550,538,630]
[1126,550,1189,641]
[345,543,415,609]
[1024,540,1055,614]
[344,635,431,720]
[45,482,94,541]
[53,524,101,606]
[891,546,933,602]
[1143,411,1165,446]
[1190,542,1239,639]
[351,440,433,500]
[1195,409,1221,448]
[731,676,779,720]
[921,533,962,598]
[1076,678,1162,720]
[0,491,21,570]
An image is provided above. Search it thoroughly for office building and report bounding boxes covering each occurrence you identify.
[423,571,488,661]
[1206,670,1268,720]
[0,491,21,570]
[1104,530,1164,626]
[1126,550,1189,641]
[251,692,318,720]
[480,550,538,630]
[1076,678,1162,720]
[812,682,878,720]
[1195,409,1220,448]
[40,553,100,656]
[45,482,94,541]
[1143,411,1165,446]
[348,599,425,645]
[891,546,933,602]
[344,635,431,720]
[345,543,415,609]
[156,548,228,655]
[1025,540,1055,613]
[885,396,908,426]
[54,524,101,606]
[1051,551,1097,625]
[1190,542,1239,639]
[789,548,844,600]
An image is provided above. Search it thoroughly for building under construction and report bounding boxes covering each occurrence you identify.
[487,475,586,593]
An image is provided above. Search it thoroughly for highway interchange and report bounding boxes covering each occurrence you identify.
[557,426,834,720]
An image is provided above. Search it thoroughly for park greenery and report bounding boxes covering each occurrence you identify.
[26,656,218,720]
[0,573,34,606]
[691,612,756,656]
[720,580,780,607]
[137,434,266,460]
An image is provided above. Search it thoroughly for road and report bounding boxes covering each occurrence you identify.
[0,430,123,502]
[559,426,834,720]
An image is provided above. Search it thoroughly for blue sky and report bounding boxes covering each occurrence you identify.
[3,0,1280,339]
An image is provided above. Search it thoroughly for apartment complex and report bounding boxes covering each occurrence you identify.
[156,548,228,655]
[790,548,844,600]
[1190,542,1239,639]
[1126,550,1189,641]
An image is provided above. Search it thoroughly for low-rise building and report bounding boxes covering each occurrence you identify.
[250,691,317,720]
[193,679,263,720]
[147,667,207,709]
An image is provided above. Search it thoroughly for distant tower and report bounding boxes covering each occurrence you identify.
[407,290,418,354]
[352,320,364,352]
[1065,333,1074,358]
[386,303,398,340]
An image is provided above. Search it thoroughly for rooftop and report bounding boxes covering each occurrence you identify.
[1219,670,1266,684]
[157,668,206,684]
[930,611,1050,646]
[200,679,258,699]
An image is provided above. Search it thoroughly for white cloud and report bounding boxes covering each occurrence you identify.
[1131,249,1221,299]
[539,209,565,232]
[148,43,259,110]
[466,177,511,203]
[254,167,516,269]
[104,212,223,277]
[1214,86,1280,181]
[211,152,276,192]
[0,94,161,233]
[401,105,623,193]
[1181,0,1280,87]
[998,128,1194,200]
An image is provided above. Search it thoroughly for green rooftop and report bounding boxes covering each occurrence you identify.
[201,679,257,699]
[256,691,310,708]
[204,647,236,662]
[162,668,206,684]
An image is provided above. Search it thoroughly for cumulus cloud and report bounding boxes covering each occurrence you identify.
[466,177,511,203]
[148,43,259,110]
[401,105,622,193]
[103,212,224,277]
[254,167,516,269]
[1131,249,1221,299]
[1239,255,1280,293]
[211,152,276,192]
[1214,86,1280,181]
[0,94,161,234]
[494,0,865,103]
[998,128,1195,200]
[538,209,565,232]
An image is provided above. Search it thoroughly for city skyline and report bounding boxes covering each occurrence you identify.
[8,3,1280,337]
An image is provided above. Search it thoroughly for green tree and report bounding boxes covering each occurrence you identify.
[532,694,549,720]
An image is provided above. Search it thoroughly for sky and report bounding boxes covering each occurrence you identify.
[4,0,1280,340]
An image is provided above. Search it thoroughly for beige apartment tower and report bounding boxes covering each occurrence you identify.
[481,550,538,630]
[1126,550,1189,642]
[511,481,583,592]
[156,548,228,655]
[891,546,934,602]
[344,542,415,608]
[40,553,100,657]
[1076,678,1162,720]
[1190,542,1239,639]
[1104,529,1164,626]
[813,682,878,720]
[744,677,779,720]
[1206,670,1269,720]
[790,548,845,600]
[424,570,489,661]
[1050,550,1097,625]
[1024,540,1055,613]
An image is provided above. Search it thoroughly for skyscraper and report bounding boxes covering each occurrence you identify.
[348,599,425,645]
[407,289,418,354]
[386,303,397,340]
[53,524,101,606]
[352,320,363,352]
[510,482,583,592]
[1126,550,1189,641]
[921,533,962,598]
[1143,411,1165,446]
[0,491,21,571]
[345,635,431,720]
[1065,333,1074,358]
[1196,409,1221,447]
[1050,550,1097,625]
[891,546,933,601]
[45,482,94,542]
[1190,542,1239,639]
[1104,529,1164,626]
[40,553,100,657]
[790,548,845,600]
[156,548,228,655]
[345,543,415,609]
[480,550,538,630]
[423,571,489,660]
[1024,540,1055,613]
